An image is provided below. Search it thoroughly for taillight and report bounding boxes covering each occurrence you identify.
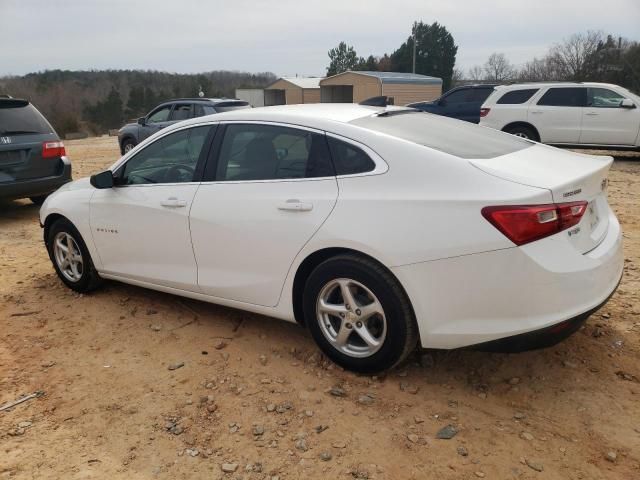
[479,107,490,117]
[42,141,66,159]
[482,201,588,246]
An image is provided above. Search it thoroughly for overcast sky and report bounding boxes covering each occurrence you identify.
[2,0,639,78]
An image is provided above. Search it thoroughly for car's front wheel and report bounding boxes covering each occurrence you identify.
[303,255,418,373]
[121,138,137,154]
[505,125,538,141]
[46,218,103,293]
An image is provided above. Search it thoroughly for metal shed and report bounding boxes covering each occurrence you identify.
[235,88,265,107]
[320,71,442,105]
[264,77,323,106]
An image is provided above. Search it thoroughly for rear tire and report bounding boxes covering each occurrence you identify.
[505,125,538,141]
[46,218,103,293]
[303,254,418,373]
[30,195,48,205]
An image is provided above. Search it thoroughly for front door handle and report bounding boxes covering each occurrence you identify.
[530,110,543,114]
[160,197,187,208]
[585,112,599,116]
[277,199,313,212]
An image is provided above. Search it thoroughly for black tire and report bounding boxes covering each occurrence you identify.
[30,195,48,205]
[303,254,418,373]
[46,218,103,293]
[121,138,137,155]
[505,125,538,141]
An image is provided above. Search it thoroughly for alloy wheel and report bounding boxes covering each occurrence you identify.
[316,278,387,358]
[53,232,84,282]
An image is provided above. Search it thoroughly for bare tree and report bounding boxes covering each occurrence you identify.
[518,56,562,82]
[451,67,464,87]
[467,65,485,81]
[547,30,604,80]
[483,53,516,82]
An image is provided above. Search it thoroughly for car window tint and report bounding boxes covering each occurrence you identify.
[171,104,192,121]
[216,124,333,181]
[327,137,376,175]
[469,88,494,102]
[443,90,467,103]
[497,89,539,104]
[120,126,210,185]
[147,106,172,123]
[203,105,217,115]
[351,111,531,159]
[588,88,626,107]
[0,103,53,134]
[537,88,587,107]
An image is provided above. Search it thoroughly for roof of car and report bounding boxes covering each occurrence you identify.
[496,82,623,89]
[160,98,247,104]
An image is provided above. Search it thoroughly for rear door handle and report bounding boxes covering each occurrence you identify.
[585,112,599,116]
[277,199,313,212]
[530,110,543,114]
[160,197,187,208]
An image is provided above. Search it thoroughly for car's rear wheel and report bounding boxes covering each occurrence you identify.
[303,255,418,373]
[122,138,137,154]
[30,195,48,205]
[47,218,103,293]
[505,125,538,141]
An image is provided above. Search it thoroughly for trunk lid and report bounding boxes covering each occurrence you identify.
[471,144,611,253]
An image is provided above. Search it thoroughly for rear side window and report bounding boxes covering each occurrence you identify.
[537,88,587,107]
[327,137,376,175]
[0,102,53,135]
[351,111,531,159]
[468,88,494,102]
[170,104,193,121]
[215,124,334,181]
[497,89,538,104]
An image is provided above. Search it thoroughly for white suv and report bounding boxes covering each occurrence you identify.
[479,82,640,148]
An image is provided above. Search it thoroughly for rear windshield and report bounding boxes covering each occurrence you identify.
[350,111,532,159]
[0,102,54,135]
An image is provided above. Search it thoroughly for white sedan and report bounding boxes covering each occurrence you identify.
[40,104,623,372]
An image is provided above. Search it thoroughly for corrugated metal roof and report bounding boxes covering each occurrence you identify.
[280,77,324,89]
[326,71,442,85]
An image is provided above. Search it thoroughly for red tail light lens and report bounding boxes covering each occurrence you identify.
[482,201,588,246]
[479,108,491,117]
[42,141,66,159]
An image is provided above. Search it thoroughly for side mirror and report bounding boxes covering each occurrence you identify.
[90,170,114,189]
[620,98,636,109]
[137,117,146,125]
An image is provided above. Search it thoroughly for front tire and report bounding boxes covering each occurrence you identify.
[47,218,103,293]
[121,138,137,155]
[303,255,418,373]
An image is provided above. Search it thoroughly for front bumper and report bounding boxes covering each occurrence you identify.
[0,156,72,200]
[392,207,624,350]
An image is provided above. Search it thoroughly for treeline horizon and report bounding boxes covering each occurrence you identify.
[0,69,277,136]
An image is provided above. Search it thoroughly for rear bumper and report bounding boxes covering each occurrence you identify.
[392,207,624,349]
[0,156,71,200]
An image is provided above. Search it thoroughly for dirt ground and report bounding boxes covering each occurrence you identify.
[1,136,639,480]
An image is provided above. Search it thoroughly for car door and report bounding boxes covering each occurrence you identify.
[90,124,215,290]
[139,104,174,141]
[528,87,586,143]
[437,89,468,120]
[169,103,194,123]
[464,87,494,123]
[189,122,338,307]
[580,87,640,145]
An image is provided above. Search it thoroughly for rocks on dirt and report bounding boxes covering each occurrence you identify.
[214,340,228,350]
[520,432,535,441]
[399,382,419,394]
[436,424,458,439]
[221,463,238,473]
[525,458,544,472]
[259,354,268,365]
[167,362,184,371]
[319,451,332,461]
[328,386,347,397]
[294,437,308,452]
[357,393,375,406]
[605,451,617,463]
[457,445,468,456]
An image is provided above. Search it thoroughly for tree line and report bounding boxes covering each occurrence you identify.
[326,27,640,94]
[0,69,276,136]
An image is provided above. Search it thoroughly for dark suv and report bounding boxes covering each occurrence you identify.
[408,84,497,123]
[0,97,71,205]
[117,98,250,154]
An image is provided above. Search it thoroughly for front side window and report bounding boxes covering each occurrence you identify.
[195,104,218,117]
[537,88,587,107]
[327,137,376,175]
[119,126,210,185]
[588,88,626,107]
[215,124,334,181]
[170,104,193,121]
[497,89,539,104]
[147,105,172,123]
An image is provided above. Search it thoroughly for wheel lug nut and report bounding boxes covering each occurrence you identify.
[345,304,350,310]
[339,312,345,318]
[345,323,352,329]
[356,309,361,316]
[356,321,363,328]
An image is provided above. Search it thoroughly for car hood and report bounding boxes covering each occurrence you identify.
[56,176,92,193]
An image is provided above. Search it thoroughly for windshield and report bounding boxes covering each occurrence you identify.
[350,110,532,159]
[0,102,54,135]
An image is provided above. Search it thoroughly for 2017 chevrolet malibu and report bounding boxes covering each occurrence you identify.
[39,104,623,372]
